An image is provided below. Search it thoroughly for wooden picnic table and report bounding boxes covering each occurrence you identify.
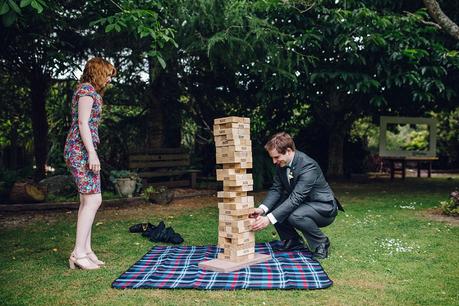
[382,156,439,179]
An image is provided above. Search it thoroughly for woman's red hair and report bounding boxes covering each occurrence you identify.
[80,57,116,93]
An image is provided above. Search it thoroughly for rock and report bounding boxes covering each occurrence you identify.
[39,175,76,196]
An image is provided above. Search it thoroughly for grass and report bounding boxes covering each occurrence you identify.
[0,177,458,306]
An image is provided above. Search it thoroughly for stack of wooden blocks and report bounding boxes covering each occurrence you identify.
[215,116,254,261]
[199,116,271,272]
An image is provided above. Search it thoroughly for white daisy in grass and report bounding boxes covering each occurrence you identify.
[377,238,420,255]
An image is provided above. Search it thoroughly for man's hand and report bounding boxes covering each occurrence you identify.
[249,207,265,219]
[251,216,270,231]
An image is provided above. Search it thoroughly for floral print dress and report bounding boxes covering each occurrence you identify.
[64,83,102,194]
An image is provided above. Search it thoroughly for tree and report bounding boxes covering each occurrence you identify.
[203,0,459,177]
[92,0,179,149]
[0,1,90,179]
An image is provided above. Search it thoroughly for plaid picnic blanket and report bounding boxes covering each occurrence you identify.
[112,241,333,290]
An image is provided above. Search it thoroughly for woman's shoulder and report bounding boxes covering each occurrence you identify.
[77,82,96,93]
[75,83,100,100]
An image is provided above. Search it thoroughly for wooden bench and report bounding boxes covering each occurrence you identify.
[382,156,439,179]
[128,148,199,188]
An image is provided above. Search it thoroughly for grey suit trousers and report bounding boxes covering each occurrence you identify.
[274,201,337,251]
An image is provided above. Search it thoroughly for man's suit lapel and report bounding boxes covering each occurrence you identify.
[288,152,300,191]
[280,166,289,189]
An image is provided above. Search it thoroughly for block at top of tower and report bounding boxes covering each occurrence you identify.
[214,116,250,125]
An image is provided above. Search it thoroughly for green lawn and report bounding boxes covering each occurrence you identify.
[1,178,458,306]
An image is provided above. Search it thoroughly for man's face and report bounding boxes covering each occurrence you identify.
[268,148,294,167]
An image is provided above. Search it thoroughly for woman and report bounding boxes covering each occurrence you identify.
[64,57,116,270]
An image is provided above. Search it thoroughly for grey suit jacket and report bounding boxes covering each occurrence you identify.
[262,150,338,223]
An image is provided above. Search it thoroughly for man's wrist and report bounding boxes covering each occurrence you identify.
[259,204,269,215]
[266,213,277,225]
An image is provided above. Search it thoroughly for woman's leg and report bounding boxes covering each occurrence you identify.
[73,193,102,259]
[84,195,105,264]
[77,195,93,253]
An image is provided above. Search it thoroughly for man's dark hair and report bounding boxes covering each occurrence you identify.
[264,132,296,154]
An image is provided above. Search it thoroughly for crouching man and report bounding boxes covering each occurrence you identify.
[251,132,343,259]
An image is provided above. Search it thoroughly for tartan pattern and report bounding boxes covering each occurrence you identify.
[112,241,333,290]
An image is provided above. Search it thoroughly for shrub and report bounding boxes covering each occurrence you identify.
[439,191,459,216]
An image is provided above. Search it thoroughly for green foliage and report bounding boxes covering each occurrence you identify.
[385,124,430,152]
[440,199,459,216]
[0,0,46,26]
[142,185,168,201]
[1,0,459,179]
[46,81,74,174]
[434,107,459,167]
[44,191,122,203]
[90,0,177,69]
[108,170,140,183]
[350,117,380,153]
[439,191,459,216]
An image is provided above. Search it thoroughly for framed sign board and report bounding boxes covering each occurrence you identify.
[379,116,437,158]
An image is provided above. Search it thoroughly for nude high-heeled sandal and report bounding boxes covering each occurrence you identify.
[87,251,105,266]
[69,253,100,270]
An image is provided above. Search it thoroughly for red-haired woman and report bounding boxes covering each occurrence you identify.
[64,57,116,270]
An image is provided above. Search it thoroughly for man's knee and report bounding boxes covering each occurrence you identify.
[287,213,316,230]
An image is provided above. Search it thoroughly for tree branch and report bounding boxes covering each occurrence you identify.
[423,0,459,40]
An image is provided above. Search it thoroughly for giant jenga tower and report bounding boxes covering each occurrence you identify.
[199,116,271,272]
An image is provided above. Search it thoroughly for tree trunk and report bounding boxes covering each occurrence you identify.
[327,128,345,178]
[145,57,182,149]
[145,95,164,149]
[324,89,346,178]
[160,60,181,148]
[145,58,165,149]
[29,68,51,180]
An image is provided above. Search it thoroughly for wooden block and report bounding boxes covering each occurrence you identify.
[216,146,251,156]
[216,155,253,164]
[218,219,253,233]
[222,246,255,257]
[219,224,251,234]
[221,218,253,228]
[221,196,254,204]
[218,233,254,247]
[214,128,250,137]
[213,122,250,130]
[219,214,250,222]
[215,138,252,147]
[222,241,254,251]
[217,191,247,199]
[216,150,251,159]
[223,185,253,192]
[217,252,255,262]
[214,133,250,143]
[199,253,271,272]
[223,179,254,187]
[222,162,253,169]
[218,231,253,240]
[216,169,248,181]
[232,145,251,152]
[218,207,254,216]
[218,202,254,210]
[214,116,250,125]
